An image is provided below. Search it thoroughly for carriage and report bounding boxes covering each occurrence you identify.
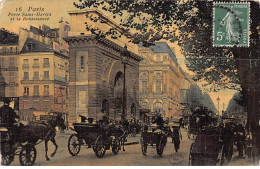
[68,121,126,158]
[140,124,168,156]
[0,123,37,166]
[188,126,224,166]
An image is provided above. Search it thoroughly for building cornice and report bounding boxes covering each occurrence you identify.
[65,35,143,62]
[68,9,125,34]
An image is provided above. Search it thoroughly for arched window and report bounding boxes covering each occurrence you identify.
[153,102,163,114]
[80,56,84,70]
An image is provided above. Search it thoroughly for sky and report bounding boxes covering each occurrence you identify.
[0,0,238,111]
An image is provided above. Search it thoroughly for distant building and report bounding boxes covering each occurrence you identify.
[138,42,188,119]
[0,29,19,98]
[66,10,142,124]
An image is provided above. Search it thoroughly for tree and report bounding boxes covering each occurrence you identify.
[186,84,203,112]
[73,0,260,161]
[226,92,247,115]
[186,84,217,113]
[201,93,217,114]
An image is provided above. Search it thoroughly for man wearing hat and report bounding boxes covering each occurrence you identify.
[152,113,164,129]
[0,98,19,127]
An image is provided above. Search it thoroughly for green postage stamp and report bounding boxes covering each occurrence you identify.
[213,2,250,47]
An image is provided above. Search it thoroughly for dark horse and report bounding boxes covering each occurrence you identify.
[23,115,66,161]
[108,124,128,152]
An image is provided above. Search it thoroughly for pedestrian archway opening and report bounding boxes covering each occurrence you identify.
[114,71,123,108]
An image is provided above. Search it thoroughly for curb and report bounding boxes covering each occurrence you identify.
[125,141,140,145]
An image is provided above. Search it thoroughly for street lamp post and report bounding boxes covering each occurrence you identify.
[217,96,220,117]
[121,45,131,120]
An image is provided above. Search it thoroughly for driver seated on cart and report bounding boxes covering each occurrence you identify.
[96,109,110,134]
[0,98,22,142]
[152,113,165,133]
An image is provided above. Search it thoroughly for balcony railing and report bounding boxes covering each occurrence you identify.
[22,64,29,69]
[33,93,40,97]
[33,77,39,80]
[43,63,50,67]
[32,64,40,68]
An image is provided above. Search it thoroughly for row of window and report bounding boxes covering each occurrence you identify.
[0,57,15,67]
[0,47,18,54]
[22,58,50,68]
[23,71,49,80]
[142,52,168,62]
[24,85,49,96]
[141,80,162,93]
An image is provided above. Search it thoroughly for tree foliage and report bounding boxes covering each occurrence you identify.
[186,84,217,113]
[73,0,259,92]
[226,92,247,115]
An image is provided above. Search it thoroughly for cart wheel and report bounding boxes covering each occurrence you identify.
[188,143,193,166]
[156,136,165,156]
[94,135,106,158]
[141,143,147,156]
[19,144,37,166]
[1,142,14,166]
[111,137,120,155]
[68,134,81,156]
[140,133,147,156]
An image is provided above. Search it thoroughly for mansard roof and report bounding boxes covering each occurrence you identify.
[0,29,19,45]
[21,38,53,53]
[138,42,178,65]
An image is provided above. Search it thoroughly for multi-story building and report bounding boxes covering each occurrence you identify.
[18,21,70,122]
[138,42,188,119]
[0,29,19,98]
[66,10,142,124]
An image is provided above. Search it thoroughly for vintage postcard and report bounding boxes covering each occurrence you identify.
[0,0,259,166]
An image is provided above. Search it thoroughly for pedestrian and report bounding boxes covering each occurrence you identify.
[235,123,246,158]
[222,121,235,162]
[172,126,181,152]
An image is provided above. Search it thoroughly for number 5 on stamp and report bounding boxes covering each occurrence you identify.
[213,2,250,47]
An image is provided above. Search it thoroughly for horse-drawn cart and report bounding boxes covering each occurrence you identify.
[0,123,37,166]
[140,124,167,156]
[68,122,125,158]
[188,127,224,166]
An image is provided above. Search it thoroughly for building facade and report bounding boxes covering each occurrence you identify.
[138,42,188,119]
[66,10,142,124]
[0,29,19,98]
[18,22,70,122]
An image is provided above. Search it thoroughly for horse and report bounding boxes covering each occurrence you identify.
[108,124,128,152]
[22,115,66,161]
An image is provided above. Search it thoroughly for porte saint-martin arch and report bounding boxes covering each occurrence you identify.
[65,35,142,124]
